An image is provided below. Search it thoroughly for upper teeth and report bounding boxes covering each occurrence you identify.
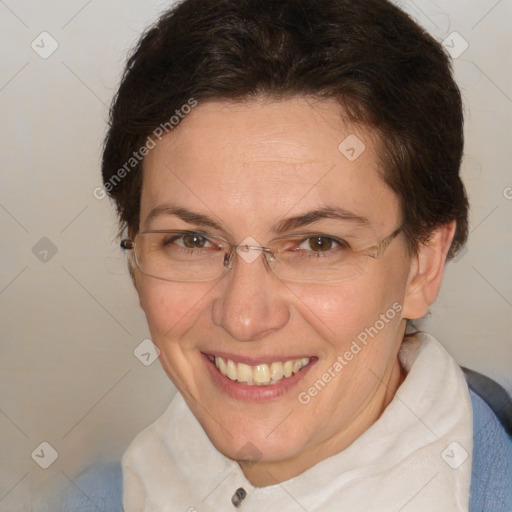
[213,356,310,386]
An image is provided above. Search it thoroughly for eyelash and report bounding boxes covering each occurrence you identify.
[296,235,349,253]
[162,233,214,248]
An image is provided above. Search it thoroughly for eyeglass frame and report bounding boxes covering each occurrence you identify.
[120,225,403,283]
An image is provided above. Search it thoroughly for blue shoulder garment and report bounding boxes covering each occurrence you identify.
[57,460,123,512]
[465,370,512,512]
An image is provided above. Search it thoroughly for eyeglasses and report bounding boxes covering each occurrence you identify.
[120,228,402,283]
[120,227,402,283]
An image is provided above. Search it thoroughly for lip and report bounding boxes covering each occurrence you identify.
[201,352,317,402]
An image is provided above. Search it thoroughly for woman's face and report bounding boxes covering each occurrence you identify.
[135,97,414,483]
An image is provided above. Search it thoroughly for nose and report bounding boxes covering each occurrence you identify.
[211,249,290,342]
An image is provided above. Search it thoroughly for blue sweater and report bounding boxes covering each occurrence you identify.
[58,389,512,511]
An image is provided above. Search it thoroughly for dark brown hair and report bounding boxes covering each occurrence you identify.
[102,0,468,257]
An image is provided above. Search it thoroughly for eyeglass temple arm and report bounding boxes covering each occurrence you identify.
[367,228,402,259]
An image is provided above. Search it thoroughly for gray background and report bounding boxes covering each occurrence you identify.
[0,0,511,509]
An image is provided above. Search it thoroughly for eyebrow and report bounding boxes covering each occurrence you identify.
[271,207,370,233]
[145,203,369,234]
[145,204,225,231]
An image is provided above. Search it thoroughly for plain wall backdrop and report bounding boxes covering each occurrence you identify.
[0,0,511,509]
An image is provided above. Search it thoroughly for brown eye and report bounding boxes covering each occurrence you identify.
[308,236,333,252]
[182,234,208,248]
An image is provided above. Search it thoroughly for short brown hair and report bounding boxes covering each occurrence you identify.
[102,0,468,258]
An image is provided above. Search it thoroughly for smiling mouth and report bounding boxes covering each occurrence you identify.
[206,354,311,386]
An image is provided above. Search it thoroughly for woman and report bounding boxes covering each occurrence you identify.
[61,0,512,510]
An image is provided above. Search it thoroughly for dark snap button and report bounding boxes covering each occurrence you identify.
[231,487,247,507]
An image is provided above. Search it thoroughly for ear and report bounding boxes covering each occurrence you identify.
[401,221,456,319]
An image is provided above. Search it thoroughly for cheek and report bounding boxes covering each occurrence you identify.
[136,276,211,340]
[289,278,396,343]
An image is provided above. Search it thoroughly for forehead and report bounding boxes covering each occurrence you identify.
[140,97,400,234]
